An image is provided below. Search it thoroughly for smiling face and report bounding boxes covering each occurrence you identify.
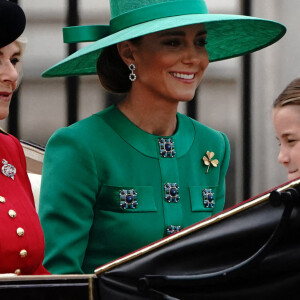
[123,24,209,103]
[273,105,300,180]
[0,41,21,120]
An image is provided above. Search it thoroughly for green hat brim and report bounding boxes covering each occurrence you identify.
[42,14,286,78]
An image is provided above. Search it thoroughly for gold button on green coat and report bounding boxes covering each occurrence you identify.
[39,105,230,274]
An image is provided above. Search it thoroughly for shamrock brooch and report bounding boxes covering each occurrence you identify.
[203,151,219,173]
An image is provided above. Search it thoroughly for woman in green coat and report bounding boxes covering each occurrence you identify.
[39,0,285,274]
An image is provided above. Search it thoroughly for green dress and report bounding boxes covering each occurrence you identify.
[39,105,230,274]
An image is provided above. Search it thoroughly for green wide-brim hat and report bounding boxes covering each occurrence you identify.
[42,0,286,78]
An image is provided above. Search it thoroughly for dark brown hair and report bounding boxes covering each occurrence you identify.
[97,37,142,94]
[273,78,300,108]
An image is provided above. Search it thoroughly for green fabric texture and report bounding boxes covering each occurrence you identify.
[110,0,180,18]
[63,25,110,44]
[109,0,208,33]
[42,0,286,78]
[39,105,230,274]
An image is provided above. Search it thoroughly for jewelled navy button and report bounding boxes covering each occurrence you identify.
[120,189,138,210]
[164,183,180,203]
[166,225,182,235]
[158,138,176,158]
[202,188,215,208]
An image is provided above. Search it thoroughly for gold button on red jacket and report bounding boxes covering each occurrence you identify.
[0,130,49,275]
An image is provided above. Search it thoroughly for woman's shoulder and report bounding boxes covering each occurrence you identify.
[178,113,227,138]
[50,106,115,139]
[0,129,23,150]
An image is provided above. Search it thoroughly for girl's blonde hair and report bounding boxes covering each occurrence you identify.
[273,78,300,108]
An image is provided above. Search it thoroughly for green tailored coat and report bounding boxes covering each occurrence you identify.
[39,105,230,274]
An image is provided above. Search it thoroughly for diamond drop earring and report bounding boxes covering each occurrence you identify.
[129,64,137,82]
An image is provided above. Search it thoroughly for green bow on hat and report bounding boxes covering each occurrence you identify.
[42,0,286,78]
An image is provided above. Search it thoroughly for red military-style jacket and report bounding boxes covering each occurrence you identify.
[0,129,49,275]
